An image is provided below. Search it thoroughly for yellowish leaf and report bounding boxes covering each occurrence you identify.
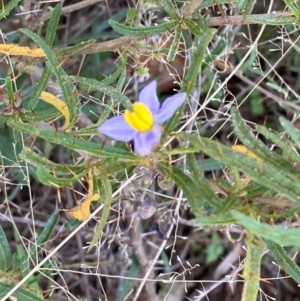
[40,91,70,130]
[231,144,263,162]
[0,44,46,57]
[65,193,100,221]
[232,144,263,187]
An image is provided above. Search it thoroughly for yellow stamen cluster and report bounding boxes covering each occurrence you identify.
[124,102,154,132]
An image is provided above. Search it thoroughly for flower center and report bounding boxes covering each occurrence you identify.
[124,102,154,132]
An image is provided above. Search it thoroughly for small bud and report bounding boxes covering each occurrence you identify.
[134,66,150,83]
[157,173,174,190]
[138,198,157,219]
[129,167,153,192]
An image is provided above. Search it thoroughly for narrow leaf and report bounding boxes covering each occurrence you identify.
[184,19,204,36]
[36,165,87,187]
[181,28,216,95]
[241,233,264,301]
[0,282,43,301]
[256,124,300,165]
[55,39,96,57]
[45,3,62,46]
[19,147,85,175]
[5,76,15,107]
[8,120,137,160]
[192,214,235,226]
[28,211,59,261]
[280,117,300,149]
[27,67,51,110]
[160,0,179,18]
[101,54,127,86]
[231,210,300,246]
[40,91,70,130]
[231,107,295,175]
[178,133,300,203]
[159,162,205,216]
[71,75,133,110]
[0,44,45,57]
[19,28,79,126]
[0,226,12,271]
[199,0,239,9]
[283,0,300,18]
[267,241,300,284]
[109,19,177,37]
[88,176,112,251]
[0,0,21,20]
[237,0,257,21]
[167,25,182,61]
[164,29,216,138]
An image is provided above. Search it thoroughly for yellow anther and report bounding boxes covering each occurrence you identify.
[124,102,154,132]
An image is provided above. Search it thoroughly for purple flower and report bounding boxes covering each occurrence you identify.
[98,81,186,156]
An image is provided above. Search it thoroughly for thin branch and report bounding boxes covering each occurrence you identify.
[40,0,104,23]
[78,12,295,55]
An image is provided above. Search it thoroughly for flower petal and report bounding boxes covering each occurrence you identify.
[138,81,160,113]
[134,123,162,155]
[98,116,137,141]
[154,92,186,123]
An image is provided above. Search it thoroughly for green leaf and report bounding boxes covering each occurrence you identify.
[197,158,225,172]
[101,54,127,86]
[28,211,59,261]
[0,125,23,166]
[256,124,300,165]
[231,210,300,246]
[283,0,300,18]
[116,62,127,91]
[19,147,85,175]
[248,13,295,25]
[35,211,59,249]
[236,0,257,22]
[19,28,80,127]
[231,107,296,175]
[36,165,87,187]
[23,108,61,123]
[14,212,58,287]
[8,120,138,161]
[119,254,139,301]
[0,226,12,271]
[5,76,15,107]
[191,214,235,226]
[0,282,43,301]
[45,3,62,46]
[241,233,264,301]
[94,159,137,174]
[159,162,205,216]
[27,67,52,110]
[266,241,300,284]
[167,25,182,61]
[164,28,216,138]
[0,0,21,20]
[178,133,300,203]
[280,117,300,149]
[159,0,179,18]
[184,19,204,36]
[199,0,239,9]
[71,75,133,110]
[55,39,96,57]
[88,176,112,251]
[186,153,222,209]
[109,19,177,37]
[181,28,216,95]
[126,8,139,24]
